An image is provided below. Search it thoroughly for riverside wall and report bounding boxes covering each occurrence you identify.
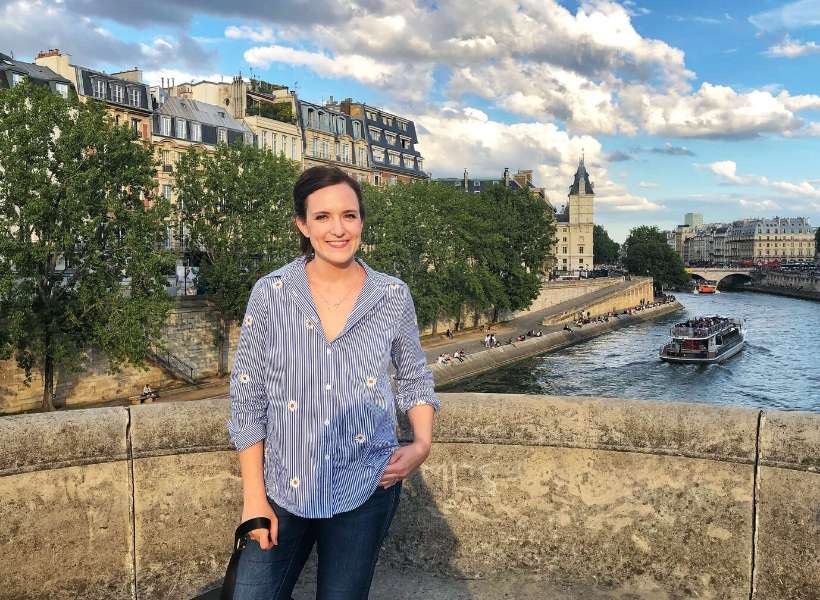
[541,277,654,325]
[433,301,681,388]
[1,394,817,600]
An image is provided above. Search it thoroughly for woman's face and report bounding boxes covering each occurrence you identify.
[295,182,363,267]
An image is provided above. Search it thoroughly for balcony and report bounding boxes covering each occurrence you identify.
[162,164,173,173]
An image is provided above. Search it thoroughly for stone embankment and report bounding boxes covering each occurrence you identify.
[433,300,681,388]
[2,394,817,599]
[745,285,820,302]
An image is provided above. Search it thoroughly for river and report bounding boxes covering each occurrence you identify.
[441,290,820,412]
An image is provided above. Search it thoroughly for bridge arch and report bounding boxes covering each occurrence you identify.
[686,268,755,289]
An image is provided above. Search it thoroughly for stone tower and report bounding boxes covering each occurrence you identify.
[568,155,594,226]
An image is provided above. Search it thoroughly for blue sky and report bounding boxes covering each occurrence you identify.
[3,0,820,241]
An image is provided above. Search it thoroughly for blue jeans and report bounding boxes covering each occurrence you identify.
[232,482,401,600]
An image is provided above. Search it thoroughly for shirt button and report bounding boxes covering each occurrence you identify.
[324,454,330,460]
[326,348,332,355]
[325,383,331,391]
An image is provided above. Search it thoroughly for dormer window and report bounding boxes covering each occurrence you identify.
[10,72,24,86]
[129,87,141,107]
[190,122,201,142]
[372,146,384,162]
[55,83,69,99]
[352,121,361,138]
[159,116,171,136]
[176,119,186,139]
[218,128,227,144]
[386,133,396,145]
[111,83,124,104]
[93,79,106,99]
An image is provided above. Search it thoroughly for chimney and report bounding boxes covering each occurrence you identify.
[463,169,469,190]
[34,49,72,81]
[503,167,510,187]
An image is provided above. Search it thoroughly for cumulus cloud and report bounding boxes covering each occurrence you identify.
[413,105,660,212]
[705,160,820,199]
[225,25,275,43]
[766,35,820,57]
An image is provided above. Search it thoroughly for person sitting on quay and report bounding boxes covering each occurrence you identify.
[535,329,543,337]
[563,324,572,332]
[516,334,527,342]
[454,349,467,362]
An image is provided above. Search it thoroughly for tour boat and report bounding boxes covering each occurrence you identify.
[659,316,746,364]
[693,281,718,294]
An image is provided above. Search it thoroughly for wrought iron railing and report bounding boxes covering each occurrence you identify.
[148,343,198,384]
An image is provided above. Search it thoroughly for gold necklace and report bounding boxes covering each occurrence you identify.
[307,263,363,310]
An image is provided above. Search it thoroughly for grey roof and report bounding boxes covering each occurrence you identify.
[156,96,252,133]
[569,157,594,195]
[0,53,71,85]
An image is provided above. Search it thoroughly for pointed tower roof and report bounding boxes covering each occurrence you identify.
[569,156,594,195]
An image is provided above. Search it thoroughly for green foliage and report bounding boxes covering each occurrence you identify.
[246,97,295,124]
[175,143,301,373]
[623,225,688,291]
[593,224,620,265]
[0,81,175,410]
[363,182,555,328]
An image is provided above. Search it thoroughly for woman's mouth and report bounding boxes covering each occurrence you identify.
[327,240,349,248]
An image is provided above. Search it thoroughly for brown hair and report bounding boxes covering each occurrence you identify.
[293,166,365,255]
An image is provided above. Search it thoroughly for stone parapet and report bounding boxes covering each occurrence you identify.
[0,394,818,599]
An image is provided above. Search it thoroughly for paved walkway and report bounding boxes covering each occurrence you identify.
[154,279,637,405]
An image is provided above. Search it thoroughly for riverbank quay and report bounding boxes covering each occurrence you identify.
[433,300,682,388]
[744,284,820,302]
[1,394,817,599]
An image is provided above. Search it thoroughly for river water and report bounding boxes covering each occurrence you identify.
[441,291,820,412]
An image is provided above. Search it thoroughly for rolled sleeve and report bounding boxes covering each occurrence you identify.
[227,277,270,451]
[391,283,440,414]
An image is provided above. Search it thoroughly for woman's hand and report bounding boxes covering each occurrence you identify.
[378,440,431,488]
[241,497,278,550]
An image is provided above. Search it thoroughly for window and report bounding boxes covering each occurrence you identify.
[400,137,410,149]
[94,79,106,99]
[562,258,568,265]
[335,141,340,160]
[190,122,201,142]
[160,116,171,136]
[562,247,567,254]
[417,158,423,171]
[386,133,396,145]
[372,147,384,162]
[312,137,318,156]
[357,147,367,167]
[404,155,414,168]
[131,118,140,135]
[579,246,584,253]
[176,119,187,139]
[343,144,350,163]
[129,87,141,107]
[366,110,377,121]
[111,84,124,104]
[161,150,171,167]
[244,132,253,145]
[579,258,584,264]
[369,127,381,141]
[353,121,361,138]
[55,83,69,99]
[10,72,24,86]
[162,184,172,200]
[388,152,400,166]
[562,236,567,242]
[321,141,328,159]
[291,137,296,160]
[262,131,268,150]
[337,117,345,135]
[218,128,227,144]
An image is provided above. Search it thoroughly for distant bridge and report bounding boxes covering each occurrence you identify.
[686,267,755,287]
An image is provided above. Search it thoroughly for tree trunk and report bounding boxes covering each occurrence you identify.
[217,317,226,377]
[42,353,55,412]
[492,306,499,323]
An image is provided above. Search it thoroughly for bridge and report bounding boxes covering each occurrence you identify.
[686,267,755,287]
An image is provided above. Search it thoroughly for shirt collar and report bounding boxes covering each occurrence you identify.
[277,254,388,342]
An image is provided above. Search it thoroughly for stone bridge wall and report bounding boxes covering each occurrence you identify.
[1,394,817,599]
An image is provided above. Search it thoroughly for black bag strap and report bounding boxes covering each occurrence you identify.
[220,517,271,600]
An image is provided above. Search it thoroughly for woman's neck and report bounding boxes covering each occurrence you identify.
[305,253,364,284]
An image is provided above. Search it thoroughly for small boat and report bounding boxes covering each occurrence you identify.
[660,316,746,364]
[693,280,718,294]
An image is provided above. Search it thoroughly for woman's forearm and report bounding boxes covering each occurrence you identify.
[407,404,434,448]
[238,441,267,503]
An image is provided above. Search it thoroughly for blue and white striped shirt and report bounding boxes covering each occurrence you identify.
[227,254,440,518]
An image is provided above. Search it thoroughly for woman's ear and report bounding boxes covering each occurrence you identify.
[294,215,309,238]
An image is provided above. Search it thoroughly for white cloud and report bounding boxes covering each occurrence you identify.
[749,0,820,32]
[639,181,658,188]
[705,160,820,199]
[225,25,275,43]
[413,105,659,212]
[766,35,820,57]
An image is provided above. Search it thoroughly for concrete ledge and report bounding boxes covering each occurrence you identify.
[0,407,128,476]
[432,301,682,388]
[2,394,819,599]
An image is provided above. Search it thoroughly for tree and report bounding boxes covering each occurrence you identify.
[623,225,688,291]
[175,143,301,375]
[593,224,620,265]
[0,81,174,410]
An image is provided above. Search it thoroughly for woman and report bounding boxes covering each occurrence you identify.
[227,166,439,599]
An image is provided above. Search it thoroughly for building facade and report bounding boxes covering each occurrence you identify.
[297,99,372,184]
[152,93,254,249]
[35,50,153,141]
[684,212,703,228]
[554,158,594,273]
[338,99,427,185]
[434,168,547,199]
[166,77,302,164]
[727,217,815,263]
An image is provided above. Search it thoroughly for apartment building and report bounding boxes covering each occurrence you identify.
[0,51,74,98]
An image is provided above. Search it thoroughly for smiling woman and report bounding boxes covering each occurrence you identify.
[225,165,439,599]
